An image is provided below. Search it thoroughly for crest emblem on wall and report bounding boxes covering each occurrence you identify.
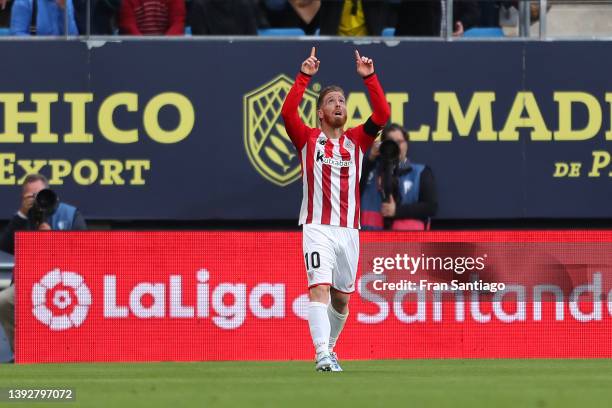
[243,74,318,186]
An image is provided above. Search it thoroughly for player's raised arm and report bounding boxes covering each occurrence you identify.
[281,47,320,150]
[352,50,391,147]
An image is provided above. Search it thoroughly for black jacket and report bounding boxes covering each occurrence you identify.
[189,0,261,35]
[319,0,388,36]
[395,0,480,37]
[0,208,87,255]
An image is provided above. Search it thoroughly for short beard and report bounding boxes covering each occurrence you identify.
[323,115,347,128]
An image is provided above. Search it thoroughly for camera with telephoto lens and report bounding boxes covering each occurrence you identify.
[27,189,59,228]
[379,139,400,203]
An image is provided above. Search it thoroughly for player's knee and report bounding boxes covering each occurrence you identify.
[309,284,330,302]
[330,293,350,313]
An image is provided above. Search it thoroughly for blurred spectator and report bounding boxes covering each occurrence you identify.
[72,0,84,32]
[515,0,550,24]
[319,0,387,36]
[189,0,260,35]
[119,0,185,35]
[91,0,120,34]
[478,1,504,27]
[71,0,119,34]
[360,124,437,230]
[395,0,480,37]
[0,0,13,29]
[262,0,320,35]
[385,0,399,29]
[10,0,79,35]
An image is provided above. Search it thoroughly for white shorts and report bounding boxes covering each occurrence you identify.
[302,223,359,294]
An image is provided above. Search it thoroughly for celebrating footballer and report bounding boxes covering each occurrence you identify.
[281,47,390,372]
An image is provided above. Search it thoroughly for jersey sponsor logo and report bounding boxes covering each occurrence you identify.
[316,150,353,168]
[243,74,318,187]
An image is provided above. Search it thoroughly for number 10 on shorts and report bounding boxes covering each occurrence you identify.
[305,252,320,270]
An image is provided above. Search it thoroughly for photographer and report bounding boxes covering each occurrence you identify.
[0,173,86,359]
[360,123,437,230]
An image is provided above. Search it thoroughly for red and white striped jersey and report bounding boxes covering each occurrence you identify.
[281,72,390,229]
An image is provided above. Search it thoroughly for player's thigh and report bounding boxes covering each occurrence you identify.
[332,228,359,293]
[302,224,336,288]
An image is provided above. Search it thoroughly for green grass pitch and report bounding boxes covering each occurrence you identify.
[1,360,611,408]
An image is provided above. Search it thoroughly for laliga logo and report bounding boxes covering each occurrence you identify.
[32,269,92,331]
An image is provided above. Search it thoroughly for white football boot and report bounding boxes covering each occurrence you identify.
[315,353,333,372]
[329,352,343,372]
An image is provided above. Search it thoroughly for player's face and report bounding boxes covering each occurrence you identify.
[386,129,408,161]
[318,91,347,128]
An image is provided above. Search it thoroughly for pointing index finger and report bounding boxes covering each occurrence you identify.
[310,47,316,58]
[355,49,361,61]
